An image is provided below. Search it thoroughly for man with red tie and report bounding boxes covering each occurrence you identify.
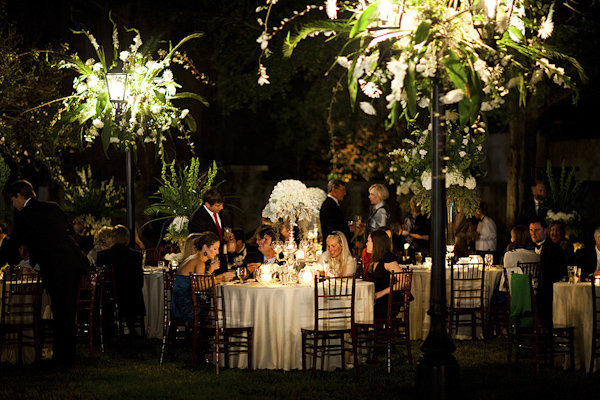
[189,187,228,274]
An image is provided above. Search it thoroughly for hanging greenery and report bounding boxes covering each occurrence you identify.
[54,15,208,158]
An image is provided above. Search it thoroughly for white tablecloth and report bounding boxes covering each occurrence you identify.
[409,266,503,340]
[142,270,165,339]
[220,280,374,371]
[553,282,594,372]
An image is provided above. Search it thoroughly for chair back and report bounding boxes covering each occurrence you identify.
[449,262,485,309]
[312,275,356,332]
[76,270,99,316]
[144,248,162,266]
[0,273,42,327]
[189,274,219,334]
[516,261,541,292]
[387,270,413,324]
[590,279,600,372]
[162,269,176,323]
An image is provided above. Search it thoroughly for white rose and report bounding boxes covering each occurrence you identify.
[92,119,104,129]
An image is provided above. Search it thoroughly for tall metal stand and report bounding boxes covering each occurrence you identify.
[125,149,135,247]
[415,76,460,399]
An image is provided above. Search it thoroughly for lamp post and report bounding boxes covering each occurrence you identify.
[106,72,136,247]
[415,74,460,399]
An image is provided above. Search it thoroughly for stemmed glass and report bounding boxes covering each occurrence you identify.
[272,241,284,257]
[236,266,248,283]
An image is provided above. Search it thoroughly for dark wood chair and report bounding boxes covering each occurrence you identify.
[516,261,541,292]
[189,274,253,375]
[507,272,574,376]
[448,262,486,340]
[144,248,162,266]
[486,266,510,342]
[159,269,186,365]
[0,273,43,364]
[357,270,413,372]
[301,275,359,378]
[75,270,101,358]
[590,278,600,375]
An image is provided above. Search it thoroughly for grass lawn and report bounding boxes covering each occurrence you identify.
[1,337,599,399]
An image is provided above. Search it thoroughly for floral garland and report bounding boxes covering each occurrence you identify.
[258,1,582,128]
[387,118,485,217]
[262,180,320,224]
[55,16,208,156]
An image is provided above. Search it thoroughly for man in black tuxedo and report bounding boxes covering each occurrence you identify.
[189,187,228,274]
[97,225,145,338]
[521,181,548,225]
[319,179,352,251]
[0,180,89,365]
[575,226,600,278]
[529,217,567,319]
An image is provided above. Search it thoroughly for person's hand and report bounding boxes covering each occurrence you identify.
[246,263,260,274]
[221,272,235,282]
[402,230,409,236]
[208,260,220,274]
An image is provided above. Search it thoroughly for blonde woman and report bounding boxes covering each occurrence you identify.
[317,231,357,276]
[87,226,113,267]
[364,183,390,243]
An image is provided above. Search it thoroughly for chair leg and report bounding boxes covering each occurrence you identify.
[247,329,253,372]
[301,332,307,371]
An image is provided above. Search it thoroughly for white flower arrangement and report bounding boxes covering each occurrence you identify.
[546,210,580,224]
[262,180,320,224]
[56,18,207,156]
[306,187,327,211]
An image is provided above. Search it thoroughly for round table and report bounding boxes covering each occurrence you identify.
[220,280,374,371]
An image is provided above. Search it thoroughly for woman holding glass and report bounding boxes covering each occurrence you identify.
[171,232,234,322]
[364,184,391,243]
[317,231,357,277]
[366,230,404,319]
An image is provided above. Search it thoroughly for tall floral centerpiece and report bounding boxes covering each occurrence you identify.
[63,166,125,235]
[144,158,218,250]
[262,180,321,274]
[545,160,586,239]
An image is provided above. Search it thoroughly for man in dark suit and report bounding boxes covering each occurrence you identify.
[319,179,352,250]
[575,226,600,278]
[97,225,145,338]
[188,187,228,274]
[529,217,566,319]
[0,180,89,365]
[521,181,548,225]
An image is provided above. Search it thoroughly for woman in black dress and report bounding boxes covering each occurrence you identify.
[365,230,403,318]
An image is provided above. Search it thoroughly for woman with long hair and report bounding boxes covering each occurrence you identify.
[366,230,403,318]
[317,231,357,276]
[171,232,234,322]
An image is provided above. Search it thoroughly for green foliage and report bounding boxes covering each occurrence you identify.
[0,157,9,195]
[63,166,126,219]
[0,13,79,179]
[144,158,218,220]
[545,159,587,213]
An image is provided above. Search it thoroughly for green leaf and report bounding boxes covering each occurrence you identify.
[171,92,209,107]
[349,3,379,39]
[443,50,468,91]
[414,20,431,44]
[348,77,358,110]
[154,89,166,104]
[459,98,471,126]
[96,93,108,116]
[184,114,197,133]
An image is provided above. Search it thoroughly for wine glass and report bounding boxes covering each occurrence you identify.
[236,266,248,283]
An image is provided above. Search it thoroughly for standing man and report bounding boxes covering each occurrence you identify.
[529,216,566,319]
[0,180,89,365]
[188,187,228,274]
[521,180,548,224]
[319,179,352,251]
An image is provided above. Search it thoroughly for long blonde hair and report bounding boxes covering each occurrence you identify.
[323,231,353,275]
[182,233,202,261]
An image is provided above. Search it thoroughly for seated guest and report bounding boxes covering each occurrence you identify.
[317,231,357,277]
[245,225,279,275]
[575,226,600,278]
[500,225,539,292]
[0,221,9,248]
[171,232,235,322]
[72,218,94,254]
[365,230,404,319]
[97,225,146,337]
[87,226,113,267]
[226,228,248,269]
[549,220,574,264]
